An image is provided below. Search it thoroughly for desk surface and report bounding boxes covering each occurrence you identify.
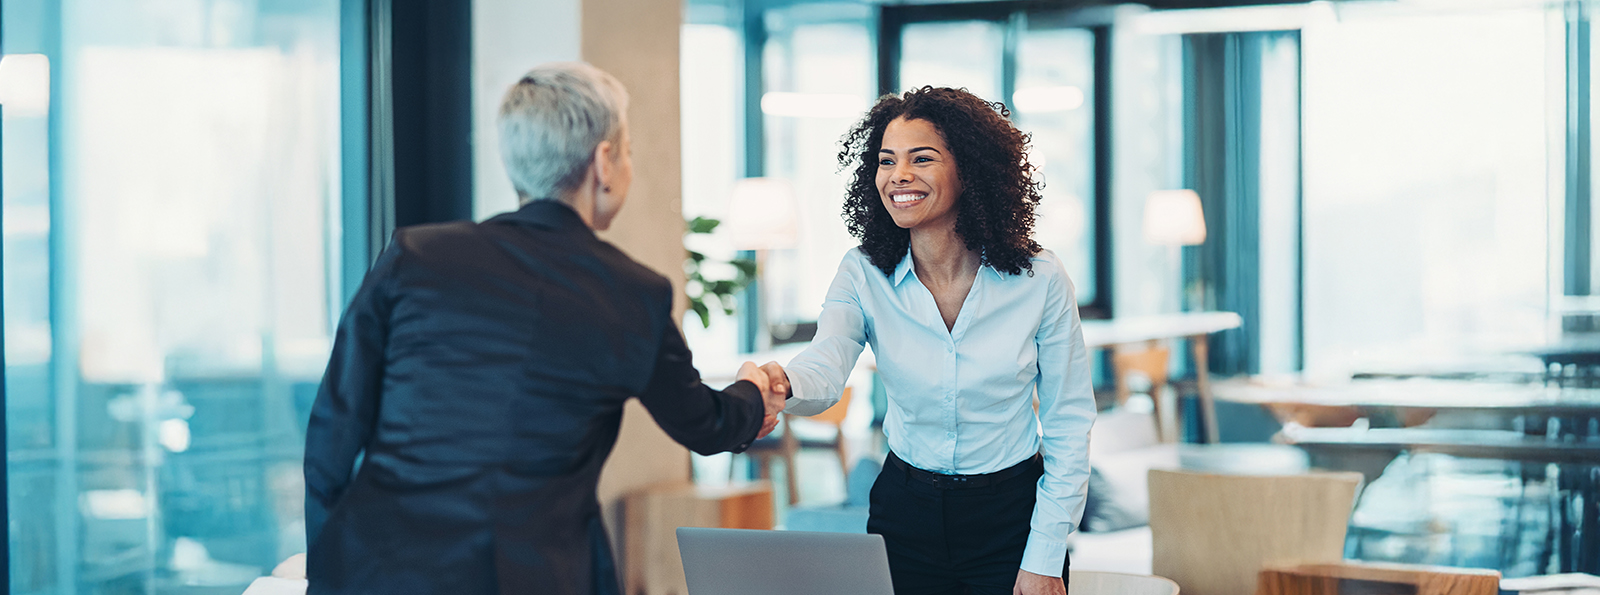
[1282,426,1600,463]
[1214,378,1600,414]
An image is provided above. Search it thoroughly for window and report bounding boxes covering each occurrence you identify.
[1181,30,1301,376]
[680,18,746,363]
[886,6,1108,315]
[4,0,343,591]
[1299,4,1551,377]
[760,5,876,337]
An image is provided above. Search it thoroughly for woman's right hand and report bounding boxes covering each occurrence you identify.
[759,361,790,402]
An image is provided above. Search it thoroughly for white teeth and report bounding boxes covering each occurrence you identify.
[893,194,926,203]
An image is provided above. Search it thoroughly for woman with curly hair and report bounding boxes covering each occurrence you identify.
[758,87,1094,595]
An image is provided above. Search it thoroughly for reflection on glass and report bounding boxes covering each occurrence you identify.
[764,15,874,330]
[680,22,744,362]
[1013,27,1096,305]
[899,20,1005,102]
[5,0,341,592]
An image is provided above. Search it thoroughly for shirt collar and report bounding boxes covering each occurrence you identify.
[890,249,1001,287]
[891,251,916,286]
[491,199,594,235]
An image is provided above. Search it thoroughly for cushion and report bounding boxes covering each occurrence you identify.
[1081,444,1179,533]
[1088,407,1162,457]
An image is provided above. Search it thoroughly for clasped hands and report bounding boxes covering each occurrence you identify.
[735,361,791,439]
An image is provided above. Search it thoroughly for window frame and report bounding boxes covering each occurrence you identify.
[876,2,1115,320]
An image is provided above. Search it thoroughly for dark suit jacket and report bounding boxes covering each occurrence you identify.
[303,200,765,595]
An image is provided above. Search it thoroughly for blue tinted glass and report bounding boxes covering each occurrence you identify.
[1014,27,1096,305]
[4,0,341,592]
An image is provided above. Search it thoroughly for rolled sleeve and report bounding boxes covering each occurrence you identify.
[1022,263,1096,577]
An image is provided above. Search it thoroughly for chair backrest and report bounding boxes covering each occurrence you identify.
[1070,570,1181,595]
[1113,345,1171,405]
[1148,469,1363,595]
[807,387,853,427]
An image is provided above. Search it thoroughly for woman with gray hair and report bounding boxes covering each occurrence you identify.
[304,62,784,595]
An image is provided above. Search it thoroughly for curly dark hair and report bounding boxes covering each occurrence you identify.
[837,86,1043,278]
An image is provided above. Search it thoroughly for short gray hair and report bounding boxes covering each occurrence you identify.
[498,62,629,202]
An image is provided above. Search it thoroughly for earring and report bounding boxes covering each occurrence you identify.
[602,185,611,193]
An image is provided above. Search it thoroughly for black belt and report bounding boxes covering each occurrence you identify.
[886,451,1039,490]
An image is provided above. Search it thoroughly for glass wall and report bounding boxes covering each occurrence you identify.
[896,14,1100,308]
[1300,3,1553,377]
[1013,26,1097,310]
[899,20,1005,101]
[761,5,876,334]
[3,0,342,592]
[680,17,745,362]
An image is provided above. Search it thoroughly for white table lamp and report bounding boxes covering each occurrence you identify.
[1143,189,1207,246]
[724,177,800,250]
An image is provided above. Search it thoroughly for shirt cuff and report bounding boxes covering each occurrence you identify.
[1020,530,1069,578]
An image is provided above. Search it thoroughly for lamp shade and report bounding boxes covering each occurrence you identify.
[723,177,800,250]
[1143,189,1207,246]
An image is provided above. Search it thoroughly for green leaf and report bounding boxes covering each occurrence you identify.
[731,259,757,278]
[690,299,711,328]
[687,216,721,234]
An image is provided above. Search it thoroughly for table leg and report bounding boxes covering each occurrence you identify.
[1191,334,1221,444]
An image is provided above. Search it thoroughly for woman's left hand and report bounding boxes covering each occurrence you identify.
[1014,569,1066,595]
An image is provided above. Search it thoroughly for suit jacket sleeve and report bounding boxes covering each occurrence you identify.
[636,321,765,456]
[303,239,402,546]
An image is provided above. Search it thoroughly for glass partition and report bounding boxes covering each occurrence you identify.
[761,6,876,337]
[1013,27,1097,308]
[4,0,343,592]
[1300,3,1552,377]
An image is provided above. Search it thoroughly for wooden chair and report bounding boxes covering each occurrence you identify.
[1257,561,1499,595]
[1148,469,1364,595]
[1114,343,1175,442]
[1070,570,1182,595]
[740,387,853,505]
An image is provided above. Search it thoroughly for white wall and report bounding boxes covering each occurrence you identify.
[472,0,582,221]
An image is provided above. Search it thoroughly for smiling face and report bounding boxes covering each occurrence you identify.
[876,116,962,232]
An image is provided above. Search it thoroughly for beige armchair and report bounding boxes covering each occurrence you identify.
[1148,469,1363,595]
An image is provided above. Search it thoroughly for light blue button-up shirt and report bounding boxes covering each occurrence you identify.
[783,247,1096,577]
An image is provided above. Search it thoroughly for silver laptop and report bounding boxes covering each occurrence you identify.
[676,527,895,595]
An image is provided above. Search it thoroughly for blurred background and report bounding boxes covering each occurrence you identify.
[3,0,1597,593]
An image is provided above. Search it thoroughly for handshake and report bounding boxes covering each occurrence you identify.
[735,361,791,439]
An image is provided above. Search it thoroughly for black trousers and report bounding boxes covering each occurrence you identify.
[867,452,1069,595]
